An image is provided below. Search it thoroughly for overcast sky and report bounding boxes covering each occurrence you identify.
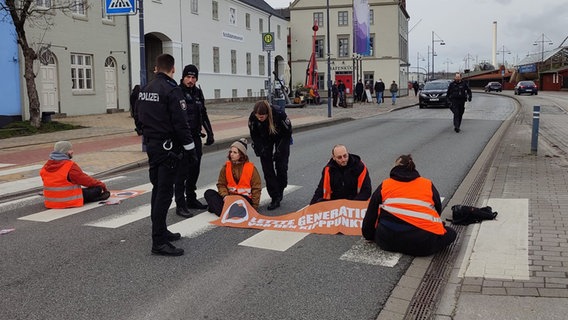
[265,0,568,73]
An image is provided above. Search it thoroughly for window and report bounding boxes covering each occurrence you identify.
[71,53,93,91]
[247,89,252,97]
[231,50,237,74]
[313,12,323,27]
[259,18,263,33]
[315,37,324,58]
[212,1,218,20]
[338,37,349,57]
[246,53,251,75]
[246,13,250,29]
[232,89,238,98]
[36,0,51,9]
[369,9,374,25]
[190,0,198,14]
[317,74,325,90]
[277,25,281,40]
[229,7,236,25]
[72,0,85,16]
[259,55,265,75]
[213,47,220,73]
[101,0,113,22]
[192,43,200,68]
[369,35,374,56]
[338,11,348,26]
[214,89,221,99]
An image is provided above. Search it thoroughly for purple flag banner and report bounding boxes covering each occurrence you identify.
[353,0,370,56]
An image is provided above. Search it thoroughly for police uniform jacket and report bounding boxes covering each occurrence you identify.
[179,84,213,138]
[248,105,292,157]
[447,80,472,102]
[136,73,193,148]
[310,153,371,204]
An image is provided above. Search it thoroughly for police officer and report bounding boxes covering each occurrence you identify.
[447,73,472,133]
[174,65,215,218]
[136,54,197,257]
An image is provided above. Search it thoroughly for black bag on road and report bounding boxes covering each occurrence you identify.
[448,205,498,225]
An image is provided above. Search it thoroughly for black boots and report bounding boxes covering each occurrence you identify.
[175,204,194,218]
[187,198,208,210]
[267,195,282,211]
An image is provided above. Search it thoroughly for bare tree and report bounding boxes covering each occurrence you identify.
[1,0,88,128]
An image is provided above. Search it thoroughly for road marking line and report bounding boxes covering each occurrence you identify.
[461,198,529,280]
[0,176,43,196]
[0,163,15,168]
[0,195,42,212]
[340,238,402,267]
[0,164,43,175]
[239,230,310,252]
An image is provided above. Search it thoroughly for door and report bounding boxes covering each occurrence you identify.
[39,52,59,113]
[105,57,117,110]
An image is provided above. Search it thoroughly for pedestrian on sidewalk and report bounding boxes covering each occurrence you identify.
[39,141,110,209]
[337,80,346,107]
[374,79,385,104]
[204,138,262,216]
[248,100,292,210]
[174,64,215,218]
[361,154,456,256]
[136,53,197,257]
[355,79,364,103]
[389,80,398,105]
[331,81,338,107]
[447,73,472,133]
[310,144,372,205]
[412,81,419,96]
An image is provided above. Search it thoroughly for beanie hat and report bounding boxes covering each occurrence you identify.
[230,138,248,156]
[54,141,72,154]
[182,64,199,80]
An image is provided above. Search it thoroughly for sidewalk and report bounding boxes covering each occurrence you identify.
[0,95,417,199]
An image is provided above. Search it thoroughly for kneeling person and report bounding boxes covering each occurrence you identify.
[204,138,262,216]
[310,144,371,205]
[40,141,110,208]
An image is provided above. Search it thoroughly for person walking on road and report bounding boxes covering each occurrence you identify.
[40,141,110,209]
[248,100,292,210]
[136,54,197,257]
[374,79,385,104]
[174,64,215,218]
[389,80,398,105]
[204,138,262,216]
[362,154,457,256]
[447,73,472,133]
[310,144,372,205]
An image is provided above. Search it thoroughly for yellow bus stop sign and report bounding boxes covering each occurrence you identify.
[262,32,275,51]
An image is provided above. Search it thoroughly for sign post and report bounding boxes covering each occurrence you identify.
[262,32,274,103]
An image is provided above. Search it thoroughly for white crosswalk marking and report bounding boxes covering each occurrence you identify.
[340,238,401,267]
[0,163,15,168]
[0,164,43,175]
[239,230,310,251]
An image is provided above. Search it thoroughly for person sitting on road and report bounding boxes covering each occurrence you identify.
[361,154,456,256]
[204,138,262,216]
[310,144,372,205]
[39,141,110,209]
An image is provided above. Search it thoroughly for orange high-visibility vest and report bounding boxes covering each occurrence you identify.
[380,177,446,235]
[322,163,368,200]
[40,161,84,209]
[225,161,254,198]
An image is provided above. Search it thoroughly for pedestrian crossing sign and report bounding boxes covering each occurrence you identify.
[105,0,137,15]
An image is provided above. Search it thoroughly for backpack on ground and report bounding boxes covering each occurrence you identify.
[448,205,498,225]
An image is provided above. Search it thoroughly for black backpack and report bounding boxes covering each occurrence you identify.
[448,205,498,225]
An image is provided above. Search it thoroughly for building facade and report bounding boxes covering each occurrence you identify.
[18,0,130,118]
[128,0,288,101]
[0,0,21,127]
[289,0,409,96]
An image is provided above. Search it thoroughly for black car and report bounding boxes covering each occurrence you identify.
[419,80,451,108]
[514,81,538,95]
[484,82,502,92]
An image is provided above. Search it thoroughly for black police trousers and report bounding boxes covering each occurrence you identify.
[450,99,466,130]
[174,133,203,205]
[259,140,290,201]
[146,141,179,246]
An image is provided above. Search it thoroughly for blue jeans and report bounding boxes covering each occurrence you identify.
[376,92,383,104]
[391,92,397,104]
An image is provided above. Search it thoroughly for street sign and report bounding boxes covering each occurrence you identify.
[105,0,137,16]
[262,32,275,52]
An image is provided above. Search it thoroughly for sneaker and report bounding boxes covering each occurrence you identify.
[187,198,208,210]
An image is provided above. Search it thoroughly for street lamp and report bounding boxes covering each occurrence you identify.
[431,31,445,80]
[496,45,511,68]
[533,33,553,68]
[444,58,453,79]
[416,52,425,82]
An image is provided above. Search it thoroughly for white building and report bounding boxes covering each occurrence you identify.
[289,0,409,96]
[128,0,288,101]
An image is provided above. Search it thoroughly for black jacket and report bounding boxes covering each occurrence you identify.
[447,80,472,102]
[136,73,193,148]
[361,165,442,241]
[374,81,385,92]
[179,83,214,139]
[310,153,372,205]
[248,105,292,157]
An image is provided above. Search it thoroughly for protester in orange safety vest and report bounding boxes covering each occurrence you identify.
[310,144,371,205]
[39,141,110,209]
[362,154,456,256]
[204,138,262,216]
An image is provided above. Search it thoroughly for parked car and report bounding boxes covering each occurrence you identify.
[419,80,451,108]
[484,82,502,92]
[514,81,538,95]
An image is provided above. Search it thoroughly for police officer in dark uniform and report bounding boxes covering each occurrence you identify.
[248,100,292,210]
[174,65,215,218]
[447,73,472,133]
[136,54,197,256]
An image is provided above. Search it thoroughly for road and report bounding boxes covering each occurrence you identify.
[1,94,515,320]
